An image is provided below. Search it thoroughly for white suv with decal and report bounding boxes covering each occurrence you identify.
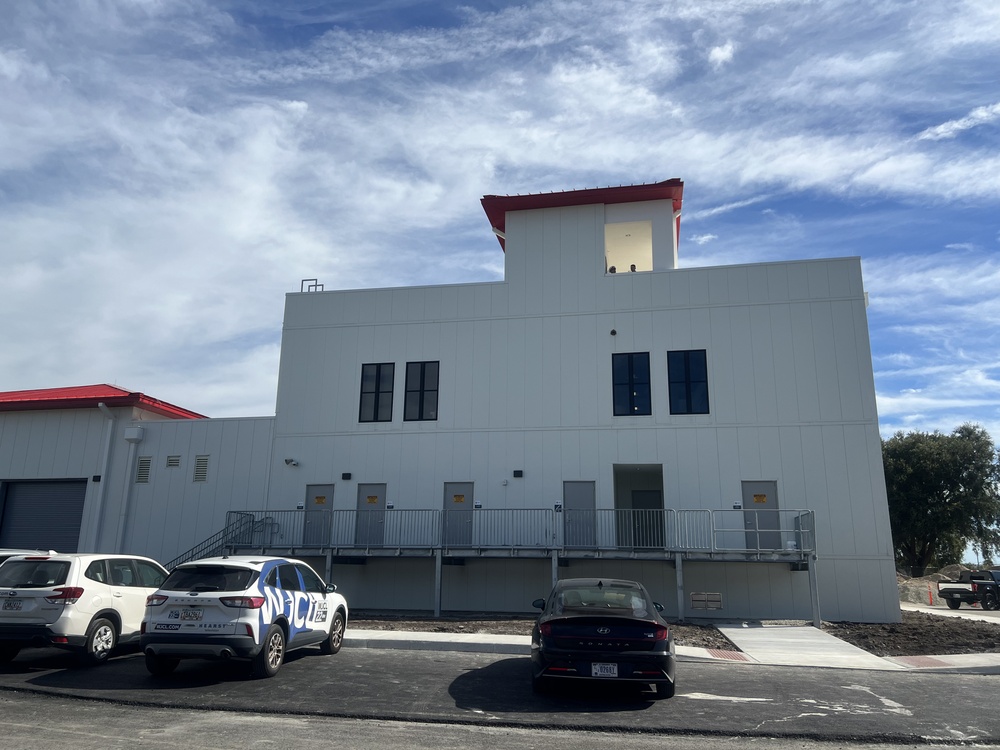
[0,553,168,665]
[141,555,348,678]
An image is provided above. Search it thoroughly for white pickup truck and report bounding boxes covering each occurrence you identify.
[937,570,1000,610]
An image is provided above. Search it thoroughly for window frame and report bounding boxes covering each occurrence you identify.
[667,349,710,415]
[359,362,395,423]
[404,361,439,421]
[612,352,652,416]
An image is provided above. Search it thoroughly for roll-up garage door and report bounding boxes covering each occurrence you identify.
[0,480,87,552]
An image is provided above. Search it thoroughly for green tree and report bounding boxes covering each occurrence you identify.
[883,424,1000,577]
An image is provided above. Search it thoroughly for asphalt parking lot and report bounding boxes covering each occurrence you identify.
[2,644,999,743]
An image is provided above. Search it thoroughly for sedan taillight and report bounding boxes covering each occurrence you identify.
[146,594,169,607]
[651,625,670,641]
[220,596,265,609]
[45,587,84,604]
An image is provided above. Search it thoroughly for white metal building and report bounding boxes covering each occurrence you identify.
[0,180,900,623]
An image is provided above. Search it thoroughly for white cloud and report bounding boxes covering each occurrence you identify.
[708,42,735,69]
[917,102,1000,141]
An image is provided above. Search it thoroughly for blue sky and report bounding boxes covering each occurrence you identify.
[1,0,998,441]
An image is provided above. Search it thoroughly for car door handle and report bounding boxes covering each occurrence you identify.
[113,592,123,598]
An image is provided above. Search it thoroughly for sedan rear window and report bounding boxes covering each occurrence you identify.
[162,566,257,592]
[0,560,70,588]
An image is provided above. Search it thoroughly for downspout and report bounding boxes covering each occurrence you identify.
[115,426,145,553]
[671,204,682,269]
[89,402,117,551]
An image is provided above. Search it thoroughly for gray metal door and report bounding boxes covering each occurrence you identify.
[356,484,386,547]
[443,482,473,547]
[742,480,780,550]
[0,480,86,552]
[303,484,334,546]
[563,481,596,548]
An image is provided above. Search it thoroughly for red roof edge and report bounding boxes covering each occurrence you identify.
[0,385,206,419]
[481,179,684,251]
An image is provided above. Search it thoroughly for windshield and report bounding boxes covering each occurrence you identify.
[0,560,70,588]
[553,584,653,616]
[161,565,257,592]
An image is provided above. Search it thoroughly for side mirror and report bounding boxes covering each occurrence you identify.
[653,602,663,612]
[326,583,338,593]
[532,598,546,610]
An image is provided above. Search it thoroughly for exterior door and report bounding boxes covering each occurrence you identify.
[563,481,596,548]
[742,480,780,550]
[443,482,473,547]
[304,484,334,546]
[630,490,664,548]
[0,480,87,552]
[355,484,387,547]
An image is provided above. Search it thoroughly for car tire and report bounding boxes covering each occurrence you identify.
[945,599,961,610]
[983,592,999,611]
[145,653,180,676]
[654,680,676,699]
[0,644,20,664]
[82,617,117,665]
[252,624,285,678]
[320,611,346,655]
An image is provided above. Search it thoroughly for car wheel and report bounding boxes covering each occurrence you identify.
[0,644,20,664]
[945,599,961,610]
[983,592,999,611]
[654,680,676,699]
[145,653,180,676]
[82,618,117,665]
[320,611,346,655]
[252,624,285,678]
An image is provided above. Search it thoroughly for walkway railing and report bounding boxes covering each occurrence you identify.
[219,507,815,555]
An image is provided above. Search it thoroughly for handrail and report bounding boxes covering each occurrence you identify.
[210,508,815,556]
[165,511,256,568]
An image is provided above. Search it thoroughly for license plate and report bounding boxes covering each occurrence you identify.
[2,600,22,611]
[591,662,618,678]
[179,608,203,621]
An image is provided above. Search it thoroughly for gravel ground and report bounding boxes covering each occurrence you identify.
[350,609,1000,656]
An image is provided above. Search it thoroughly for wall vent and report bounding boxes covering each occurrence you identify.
[136,456,152,484]
[193,455,209,482]
[690,592,723,610]
[166,455,181,468]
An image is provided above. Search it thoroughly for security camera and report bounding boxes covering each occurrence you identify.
[284,458,299,466]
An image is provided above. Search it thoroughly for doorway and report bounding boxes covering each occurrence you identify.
[562,481,596,547]
[443,482,474,547]
[742,480,780,550]
[356,483,387,546]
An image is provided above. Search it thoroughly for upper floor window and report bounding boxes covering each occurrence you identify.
[360,363,394,422]
[405,361,439,421]
[668,350,709,414]
[612,352,651,416]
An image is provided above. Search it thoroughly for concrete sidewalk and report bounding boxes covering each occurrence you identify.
[344,605,1000,674]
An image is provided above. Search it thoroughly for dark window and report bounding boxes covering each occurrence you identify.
[161,565,257,592]
[668,350,710,414]
[359,363,394,422]
[278,564,301,591]
[404,361,439,421]
[612,352,651,416]
[296,564,326,594]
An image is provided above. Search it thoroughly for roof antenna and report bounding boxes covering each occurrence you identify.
[597,580,604,588]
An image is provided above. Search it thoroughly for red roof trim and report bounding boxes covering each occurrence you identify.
[481,179,684,251]
[0,385,205,419]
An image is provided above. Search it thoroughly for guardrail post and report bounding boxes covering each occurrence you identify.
[433,548,442,617]
[675,552,685,623]
[808,553,821,628]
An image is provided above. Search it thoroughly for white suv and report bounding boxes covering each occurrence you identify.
[141,555,348,678]
[0,553,168,664]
